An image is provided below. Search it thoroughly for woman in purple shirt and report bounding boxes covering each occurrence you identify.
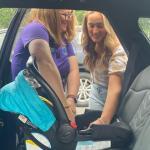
[11,9,80,120]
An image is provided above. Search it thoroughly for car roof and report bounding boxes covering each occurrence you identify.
[0,0,149,47]
[0,0,150,17]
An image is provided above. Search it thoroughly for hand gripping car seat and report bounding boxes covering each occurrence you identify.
[22,57,132,150]
[0,56,132,150]
[16,57,77,150]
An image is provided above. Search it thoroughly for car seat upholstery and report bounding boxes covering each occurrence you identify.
[118,65,150,150]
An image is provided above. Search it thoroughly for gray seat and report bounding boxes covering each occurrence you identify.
[119,65,150,150]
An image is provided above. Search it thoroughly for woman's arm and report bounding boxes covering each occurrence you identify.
[100,74,122,123]
[90,73,122,125]
[66,56,80,113]
[28,39,75,121]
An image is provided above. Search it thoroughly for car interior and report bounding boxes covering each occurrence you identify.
[0,0,150,149]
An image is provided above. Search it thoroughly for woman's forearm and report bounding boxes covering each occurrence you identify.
[67,69,80,97]
[100,74,122,124]
[67,56,80,97]
[37,60,66,102]
[100,92,120,124]
[29,39,67,106]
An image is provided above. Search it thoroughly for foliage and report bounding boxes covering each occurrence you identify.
[0,8,150,40]
[0,8,16,29]
[139,18,150,39]
[75,10,86,25]
[0,9,86,28]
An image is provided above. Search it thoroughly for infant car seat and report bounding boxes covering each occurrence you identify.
[0,56,132,150]
[16,57,77,150]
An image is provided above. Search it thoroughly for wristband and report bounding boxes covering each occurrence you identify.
[67,94,77,103]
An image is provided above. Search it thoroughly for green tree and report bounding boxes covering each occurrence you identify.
[139,18,150,39]
[0,8,16,29]
[0,9,85,28]
[75,10,86,25]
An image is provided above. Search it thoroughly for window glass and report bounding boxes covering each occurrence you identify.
[139,18,150,40]
[0,8,16,49]
[9,9,128,109]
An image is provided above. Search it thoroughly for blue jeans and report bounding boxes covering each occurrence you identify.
[89,83,107,111]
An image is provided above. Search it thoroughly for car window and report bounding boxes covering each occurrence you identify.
[0,8,16,49]
[8,9,128,109]
[138,18,150,40]
[10,9,30,59]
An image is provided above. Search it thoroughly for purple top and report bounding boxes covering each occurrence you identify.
[11,22,75,82]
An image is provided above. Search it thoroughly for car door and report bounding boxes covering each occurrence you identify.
[0,8,27,150]
[0,8,26,88]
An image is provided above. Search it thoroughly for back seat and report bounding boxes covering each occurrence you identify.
[118,65,150,150]
[26,58,150,149]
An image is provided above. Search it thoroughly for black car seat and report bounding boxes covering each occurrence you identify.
[118,65,150,150]
[16,57,77,150]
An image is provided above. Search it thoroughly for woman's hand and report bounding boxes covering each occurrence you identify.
[89,117,109,127]
[64,105,75,122]
[66,97,76,114]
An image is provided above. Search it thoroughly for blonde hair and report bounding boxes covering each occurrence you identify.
[27,9,76,45]
[82,11,120,71]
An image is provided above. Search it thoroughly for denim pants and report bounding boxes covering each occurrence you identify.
[89,83,107,111]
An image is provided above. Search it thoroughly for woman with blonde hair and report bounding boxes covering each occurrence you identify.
[82,11,128,125]
[11,9,80,120]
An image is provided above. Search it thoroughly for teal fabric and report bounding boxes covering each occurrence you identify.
[0,71,56,131]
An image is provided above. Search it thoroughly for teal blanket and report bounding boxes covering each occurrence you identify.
[0,71,56,131]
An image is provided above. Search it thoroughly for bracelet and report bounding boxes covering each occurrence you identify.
[66,94,77,103]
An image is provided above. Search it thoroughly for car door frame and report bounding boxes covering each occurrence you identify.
[0,8,27,87]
